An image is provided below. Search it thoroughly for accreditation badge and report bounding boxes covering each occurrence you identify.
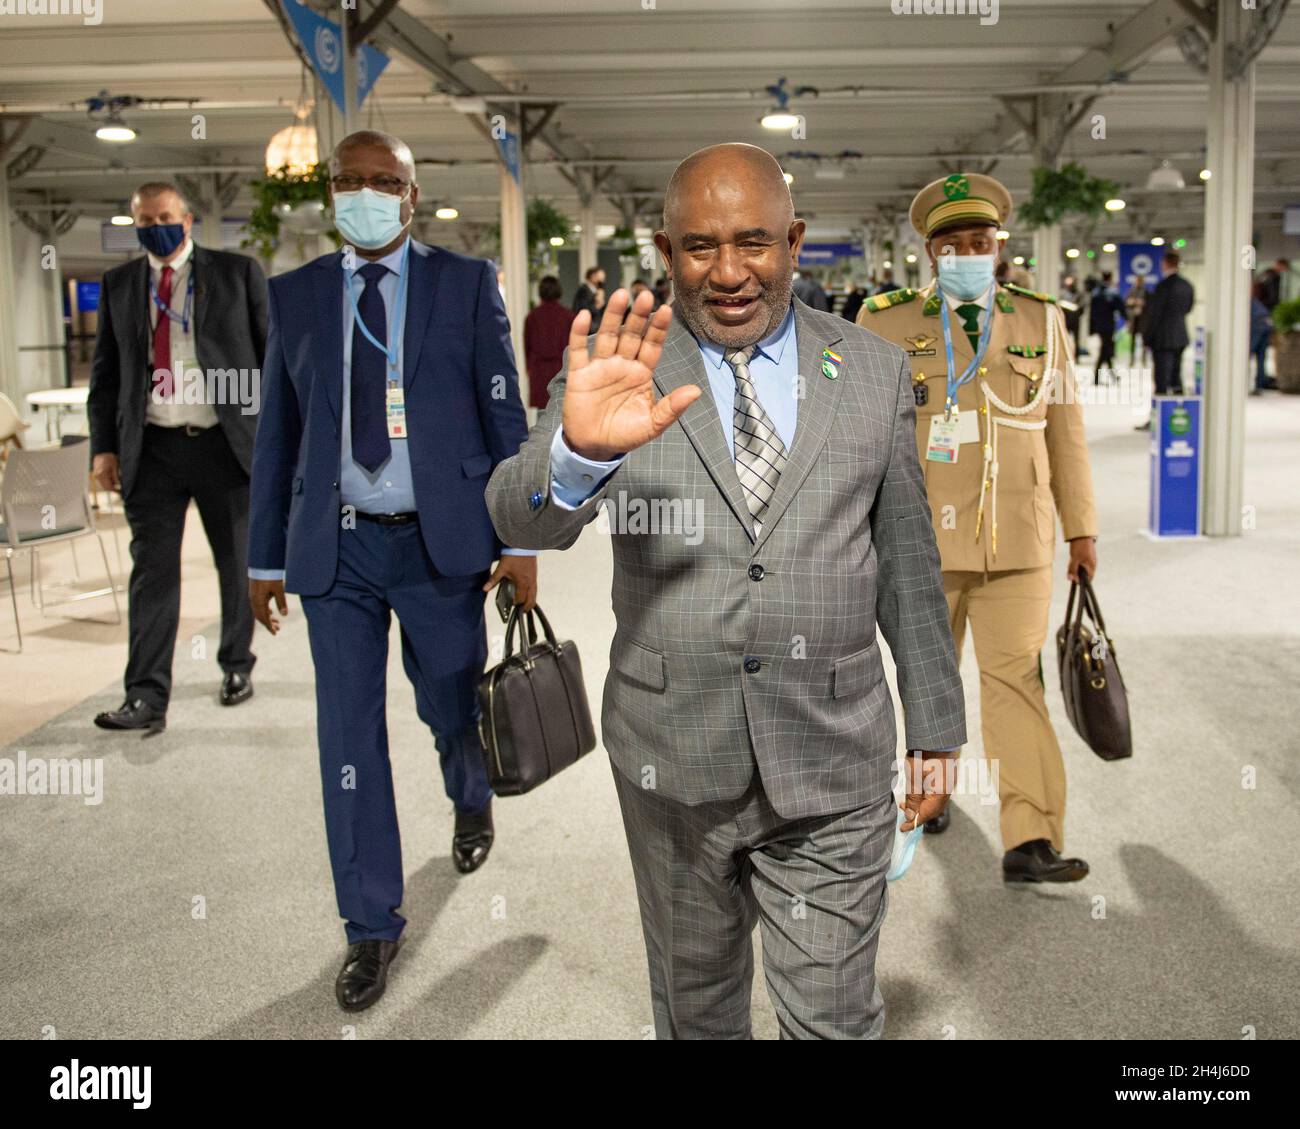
[926,414,961,463]
[386,381,407,439]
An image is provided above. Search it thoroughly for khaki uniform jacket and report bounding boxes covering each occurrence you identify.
[858,280,1097,572]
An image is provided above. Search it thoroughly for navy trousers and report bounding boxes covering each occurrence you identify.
[301,517,493,943]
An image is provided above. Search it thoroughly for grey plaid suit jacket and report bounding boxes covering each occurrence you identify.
[487,299,965,820]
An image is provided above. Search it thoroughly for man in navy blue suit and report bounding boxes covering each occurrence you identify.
[247,130,536,1012]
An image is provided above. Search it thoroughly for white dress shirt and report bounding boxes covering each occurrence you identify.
[145,237,218,429]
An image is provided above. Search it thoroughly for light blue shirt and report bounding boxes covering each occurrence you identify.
[249,237,530,581]
[340,238,415,514]
[550,305,799,508]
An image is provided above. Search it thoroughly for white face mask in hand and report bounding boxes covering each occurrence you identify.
[887,805,927,882]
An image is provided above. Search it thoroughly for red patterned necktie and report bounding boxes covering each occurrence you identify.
[152,265,173,397]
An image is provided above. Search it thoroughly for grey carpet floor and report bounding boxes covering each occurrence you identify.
[3,384,1298,1040]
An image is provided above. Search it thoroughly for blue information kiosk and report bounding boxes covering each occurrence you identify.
[1148,397,1202,538]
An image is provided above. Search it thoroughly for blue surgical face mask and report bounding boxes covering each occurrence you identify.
[332,187,410,250]
[887,804,927,882]
[137,223,186,258]
[937,252,996,301]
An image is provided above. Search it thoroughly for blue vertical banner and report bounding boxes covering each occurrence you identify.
[1148,397,1201,538]
[75,281,100,313]
[496,129,521,185]
[282,0,390,115]
[1118,243,1164,297]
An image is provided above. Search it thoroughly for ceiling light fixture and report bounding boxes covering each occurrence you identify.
[1145,160,1185,191]
[95,112,136,143]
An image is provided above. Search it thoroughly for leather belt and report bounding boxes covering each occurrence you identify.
[147,423,213,437]
[353,510,419,526]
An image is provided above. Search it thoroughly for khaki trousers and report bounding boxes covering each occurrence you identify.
[943,565,1067,852]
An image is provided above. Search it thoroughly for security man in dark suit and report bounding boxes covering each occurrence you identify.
[1144,251,1195,396]
[88,181,267,732]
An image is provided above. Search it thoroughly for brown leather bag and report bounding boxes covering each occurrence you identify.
[477,602,597,795]
[1056,572,1132,761]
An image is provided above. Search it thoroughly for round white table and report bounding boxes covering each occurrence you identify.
[25,386,89,442]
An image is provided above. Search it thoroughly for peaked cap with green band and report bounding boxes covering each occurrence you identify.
[909,171,1013,239]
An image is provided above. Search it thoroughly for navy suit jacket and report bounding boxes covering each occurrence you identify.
[248,240,528,596]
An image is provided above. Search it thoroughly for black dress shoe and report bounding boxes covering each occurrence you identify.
[335,939,401,1012]
[93,698,165,733]
[1002,838,1089,884]
[220,672,253,707]
[453,801,494,874]
[923,807,950,834]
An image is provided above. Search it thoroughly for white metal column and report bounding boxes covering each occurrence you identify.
[1032,224,1062,300]
[1201,0,1255,537]
[578,197,597,280]
[499,161,529,390]
[0,175,21,405]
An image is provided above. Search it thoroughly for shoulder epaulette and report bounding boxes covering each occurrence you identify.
[1003,282,1057,304]
[863,287,918,313]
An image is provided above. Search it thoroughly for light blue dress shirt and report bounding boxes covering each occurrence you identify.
[550,304,799,508]
[340,238,415,514]
[248,238,530,581]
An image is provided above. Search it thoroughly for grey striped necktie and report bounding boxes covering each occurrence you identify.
[725,344,787,535]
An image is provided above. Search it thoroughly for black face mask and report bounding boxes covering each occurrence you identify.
[137,223,186,258]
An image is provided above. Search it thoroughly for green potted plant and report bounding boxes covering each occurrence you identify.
[488,198,574,283]
[1018,162,1121,229]
[241,163,334,261]
[1272,296,1300,393]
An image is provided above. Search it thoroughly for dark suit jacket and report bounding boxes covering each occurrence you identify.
[247,240,529,597]
[88,244,268,498]
[571,282,604,323]
[1144,272,1194,350]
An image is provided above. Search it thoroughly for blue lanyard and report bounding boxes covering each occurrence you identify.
[150,270,194,335]
[346,240,409,384]
[938,281,997,420]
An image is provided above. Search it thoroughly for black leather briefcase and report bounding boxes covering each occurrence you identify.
[1056,572,1132,761]
[477,602,597,795]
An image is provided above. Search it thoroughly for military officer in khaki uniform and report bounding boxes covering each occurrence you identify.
[858,172,1098,883]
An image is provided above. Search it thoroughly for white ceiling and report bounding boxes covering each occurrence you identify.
[3,0,1298,262]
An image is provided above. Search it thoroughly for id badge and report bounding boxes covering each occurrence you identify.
[386,381,407,439]
[926,413,961,463]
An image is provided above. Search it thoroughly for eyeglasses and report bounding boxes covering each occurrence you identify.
[330,175,410,196]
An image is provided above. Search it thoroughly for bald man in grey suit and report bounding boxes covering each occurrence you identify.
[487,144,965,1039]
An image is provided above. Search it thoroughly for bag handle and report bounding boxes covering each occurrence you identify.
[1064,574,1081,634]
[1077,570,1110,639]
[502,600,535,659]
[502,600,560,661]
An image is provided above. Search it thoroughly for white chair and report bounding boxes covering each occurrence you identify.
[1,443,122,653]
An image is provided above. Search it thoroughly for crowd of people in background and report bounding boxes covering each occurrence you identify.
[524,252,1295,413]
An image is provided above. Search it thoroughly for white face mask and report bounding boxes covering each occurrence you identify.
[936,252,997,301]
[332,187,410,250]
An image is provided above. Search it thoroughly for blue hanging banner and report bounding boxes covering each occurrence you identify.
[282,0,390,116]
[798,242,865,264]
[1117,243,1165,298]
[496,129,521,185]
